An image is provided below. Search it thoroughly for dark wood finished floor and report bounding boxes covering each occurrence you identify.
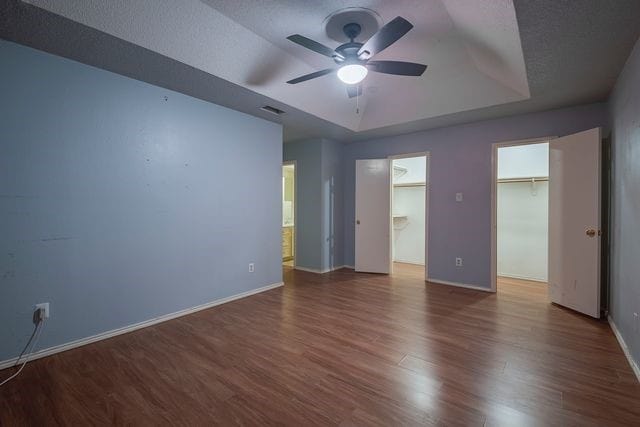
[1,265,639,426]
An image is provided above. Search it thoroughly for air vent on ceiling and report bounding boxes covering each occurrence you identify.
[260,105,285,115]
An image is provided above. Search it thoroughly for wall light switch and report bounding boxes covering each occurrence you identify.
[249,263,255,273]
[456,193,463,202]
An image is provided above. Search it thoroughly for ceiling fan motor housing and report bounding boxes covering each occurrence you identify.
[334,23,368,64]
[334,43,365,64]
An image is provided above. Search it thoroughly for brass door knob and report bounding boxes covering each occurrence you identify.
[586,228,597,237]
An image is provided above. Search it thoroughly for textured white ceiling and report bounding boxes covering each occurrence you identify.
[6,0,640,142]
[22,0,530,132]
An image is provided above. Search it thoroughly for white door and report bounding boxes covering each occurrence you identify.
[355,159,391,273]
[548,128,601,318]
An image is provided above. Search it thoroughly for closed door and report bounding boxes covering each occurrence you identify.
[548,128,601,318]
[355,159,391,274]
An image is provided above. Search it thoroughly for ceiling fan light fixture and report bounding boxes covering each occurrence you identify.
[337,64,368,84]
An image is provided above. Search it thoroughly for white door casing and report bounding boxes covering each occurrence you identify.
[548,127,601,318]
[355,159,391,274]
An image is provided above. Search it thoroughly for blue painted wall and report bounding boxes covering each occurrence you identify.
[343,103,608,289]
[321,139,345,270]
[283,139,322,270]
[0,41,283,361]
[608,36,640,367]
[284,138,344,271]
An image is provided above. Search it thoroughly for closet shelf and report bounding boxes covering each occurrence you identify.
[393,182,426,187]
[497,176,548,183]
[393,165,408,178]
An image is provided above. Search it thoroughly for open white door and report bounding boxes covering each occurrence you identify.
[548,128,601,318]
[355,159,391,273]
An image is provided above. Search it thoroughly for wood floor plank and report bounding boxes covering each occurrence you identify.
[1,264,638,425]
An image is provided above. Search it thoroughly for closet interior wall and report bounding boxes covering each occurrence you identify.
[497,143,549,282]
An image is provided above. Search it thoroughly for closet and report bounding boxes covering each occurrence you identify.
[497,143,549,282]
[392,156,427,267]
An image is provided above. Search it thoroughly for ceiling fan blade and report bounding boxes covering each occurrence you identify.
[347,85,362,98]
[286,68,335,84]
[287,34,344,59]
[367,61,427,76]
[358,17,413,59]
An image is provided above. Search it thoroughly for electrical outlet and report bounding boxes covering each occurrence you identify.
[634,312,638,333]
[249,263,255,273]
[34,302,49,323]
[455,257,463,267]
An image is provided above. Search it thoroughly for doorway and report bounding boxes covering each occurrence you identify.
[491,128,602,318]
[282,162,295,267]
[495,141,549,293]
[391,154,428,278]
[354,154,429,277]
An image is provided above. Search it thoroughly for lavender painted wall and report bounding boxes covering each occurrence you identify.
[608,36,640,367]
[343,103,608,289]
[0,41,283,362]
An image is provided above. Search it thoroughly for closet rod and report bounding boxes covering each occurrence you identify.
[497,177,548,184]
[393,182,426,188]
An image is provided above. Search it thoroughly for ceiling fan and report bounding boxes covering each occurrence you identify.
[286,16,427,98]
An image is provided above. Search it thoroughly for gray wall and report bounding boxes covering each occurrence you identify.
[608,36,640,366]
[283,138,344,271]
[0,41,283,361]
[343,103,608,289]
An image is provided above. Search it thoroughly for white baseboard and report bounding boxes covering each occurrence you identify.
[292,266,321,273]
[608,315,640,383]
[294,265,351,274]
[393,261,425,266]
[426,277,492,293]
[497,273,547,283]
[0,281,284,371]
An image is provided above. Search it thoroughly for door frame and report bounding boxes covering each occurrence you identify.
[490,137,555,292]
[283,160,297,267]
[388,152,431,281]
